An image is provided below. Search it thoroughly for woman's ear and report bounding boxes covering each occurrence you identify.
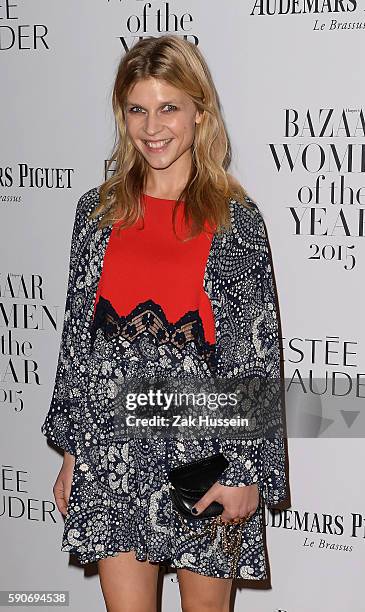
[195,109,204,124]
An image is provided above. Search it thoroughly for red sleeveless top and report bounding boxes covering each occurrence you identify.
[93,193,216,345]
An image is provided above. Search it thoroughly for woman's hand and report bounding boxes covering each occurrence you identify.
[53,451,75,517]
[191,482,259,523]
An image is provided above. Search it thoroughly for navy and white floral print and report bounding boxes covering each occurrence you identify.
[41,187,288,579]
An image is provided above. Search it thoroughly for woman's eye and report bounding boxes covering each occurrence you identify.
[128,105,177,114]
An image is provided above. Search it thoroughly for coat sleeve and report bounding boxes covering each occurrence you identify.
[40,192,91,455]
[216,200,288,508]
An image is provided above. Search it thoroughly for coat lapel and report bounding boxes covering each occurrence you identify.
[81,223,113,345]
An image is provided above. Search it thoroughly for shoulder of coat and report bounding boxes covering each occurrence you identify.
[76,186,100,216]
[228,195,266,235]
[72,186,101,233]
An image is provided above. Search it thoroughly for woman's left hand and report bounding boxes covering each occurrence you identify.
[191,482,259,523]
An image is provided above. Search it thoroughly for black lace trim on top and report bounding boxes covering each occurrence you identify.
[91,295,217,371]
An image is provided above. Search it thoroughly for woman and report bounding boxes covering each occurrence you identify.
[41,35,288,612]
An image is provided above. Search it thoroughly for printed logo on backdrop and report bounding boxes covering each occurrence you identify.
[265,505,365,554]
[249,0,365,31]
[106,0,198,48]
[1,463,57,522]
[0,164,74,204]
[269,108,365,271]
[0,273,60,414]
[283,332,364,438]
[0,0,49,51]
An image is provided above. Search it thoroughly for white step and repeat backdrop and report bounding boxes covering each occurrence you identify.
[1,1,364,611]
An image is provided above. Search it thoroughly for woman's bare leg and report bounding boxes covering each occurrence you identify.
[177,568,233,612]
[97,551,160,612]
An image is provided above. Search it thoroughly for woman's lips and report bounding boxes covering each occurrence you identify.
[143,139,173,153]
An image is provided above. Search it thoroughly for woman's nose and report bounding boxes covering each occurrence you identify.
[144,112,164,134]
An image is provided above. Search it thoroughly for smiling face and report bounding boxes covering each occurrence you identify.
[124,77,203,175]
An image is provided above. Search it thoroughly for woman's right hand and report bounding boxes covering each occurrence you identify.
[53,451,75,517]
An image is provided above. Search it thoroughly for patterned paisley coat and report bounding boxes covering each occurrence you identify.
[41,186,289,578]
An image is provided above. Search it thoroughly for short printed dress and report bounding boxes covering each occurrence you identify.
[43,193,268,580]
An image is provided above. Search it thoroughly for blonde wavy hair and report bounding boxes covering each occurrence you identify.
[89,34,252,239]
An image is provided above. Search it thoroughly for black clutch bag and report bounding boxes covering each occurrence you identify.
[167,452,229,520]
